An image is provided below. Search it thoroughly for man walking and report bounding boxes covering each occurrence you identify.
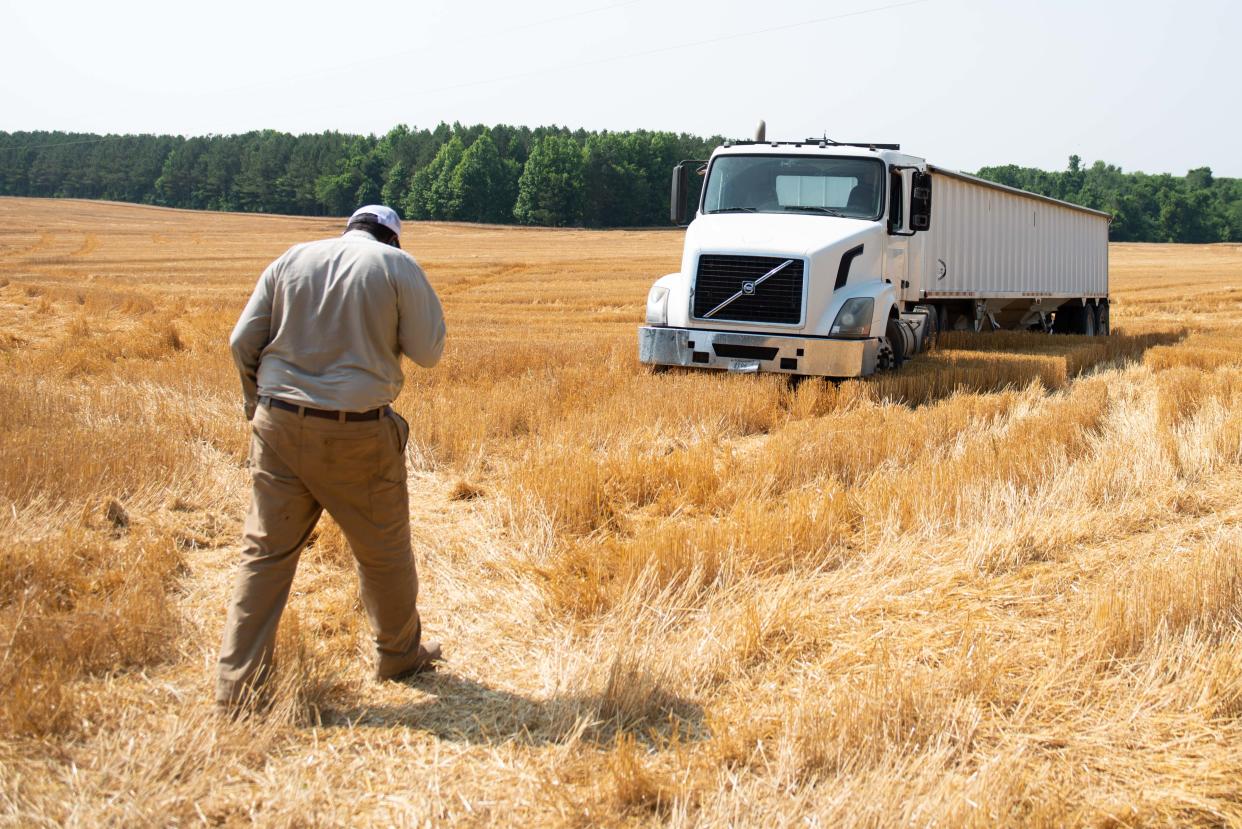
[218,205,446,711]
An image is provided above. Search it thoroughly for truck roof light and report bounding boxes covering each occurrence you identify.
[723,140,902,150]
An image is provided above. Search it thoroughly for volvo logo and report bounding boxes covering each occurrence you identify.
[742,281,756,295]
[937,258,948,280]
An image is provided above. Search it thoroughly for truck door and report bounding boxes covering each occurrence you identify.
[883,168,910,295]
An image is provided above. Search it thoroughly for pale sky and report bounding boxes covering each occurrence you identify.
[1,0,1238,176]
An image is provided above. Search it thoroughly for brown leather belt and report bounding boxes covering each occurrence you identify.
[261,396,388,422]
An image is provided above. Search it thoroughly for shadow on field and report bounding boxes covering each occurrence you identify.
[661,328,1186,411]
[317,671,707,748]
[776,328,1186,408]
[867,328,1189,405]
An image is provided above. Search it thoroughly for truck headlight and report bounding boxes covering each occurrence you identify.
[830,297,874,337]
[645,285,670,326]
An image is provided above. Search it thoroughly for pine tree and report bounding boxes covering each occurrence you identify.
[448,131,508,223]
[406,136,463,220]
[513,135,584,226]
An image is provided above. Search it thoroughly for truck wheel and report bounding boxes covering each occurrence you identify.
[1053,304,1085,334]
[1095,302,1110,336]
[1082,304,1097,337]
[923,308,939,351]
[884,317,906,369]
[911,305,938,352]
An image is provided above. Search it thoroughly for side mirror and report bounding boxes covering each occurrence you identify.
[887,170,906,235]
[910,171,932,231]
[670,163,689,226]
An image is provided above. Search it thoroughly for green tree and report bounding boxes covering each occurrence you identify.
[381,161,411,208]
[1186,166,1214,191]
[1062,154,1085,200]
[581,132,649,227]
[310,135,382,215]
[155,138,205,208]
[447,130,511,223]
[405,136,463,220]
[1158,188,1220,243]
[513,134,585,226]
[236,131,294,213]
[314,172,357,216]
[199,137,243,211]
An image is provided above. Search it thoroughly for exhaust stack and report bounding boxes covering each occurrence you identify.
[754,120,766,142]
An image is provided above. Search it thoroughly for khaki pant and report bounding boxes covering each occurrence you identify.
[216,401,421,706]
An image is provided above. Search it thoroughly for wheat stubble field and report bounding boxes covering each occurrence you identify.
[2,196,1242,826]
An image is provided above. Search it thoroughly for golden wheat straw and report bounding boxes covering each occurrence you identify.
[1,198,1241,826]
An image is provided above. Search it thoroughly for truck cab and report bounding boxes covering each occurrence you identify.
[639,137,935,377]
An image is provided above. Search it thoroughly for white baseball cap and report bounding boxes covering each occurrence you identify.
[347,204,402,244]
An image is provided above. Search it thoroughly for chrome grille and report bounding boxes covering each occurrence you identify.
[691,255,804,325]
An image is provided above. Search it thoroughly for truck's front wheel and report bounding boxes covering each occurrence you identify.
[880,317,906,370]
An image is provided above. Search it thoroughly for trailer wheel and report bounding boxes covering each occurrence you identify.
[1095,301,1110,336]
[911,305,937,352]
[923,307,939,351]
[1082,304,1097,337]
[1053,303,1087,334]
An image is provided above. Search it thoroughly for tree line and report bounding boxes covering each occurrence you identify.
[0,126,1238,241]
[0,125,719,229]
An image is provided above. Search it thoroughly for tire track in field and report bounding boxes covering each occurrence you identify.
[0,231,55,259]
[71,233,99,257]
[434,263,526,298]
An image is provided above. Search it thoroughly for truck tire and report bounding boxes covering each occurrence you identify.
[911,305,937,352]
[1095,301,1110,336]
[883,317,906,369]
[1053,303,1087,334]
[923,307,939,351]
[1082,304,1097,337]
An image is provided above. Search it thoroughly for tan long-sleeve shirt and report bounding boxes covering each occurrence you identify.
[230,230,445,416]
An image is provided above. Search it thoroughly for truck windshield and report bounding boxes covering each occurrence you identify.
[701,155,884,220]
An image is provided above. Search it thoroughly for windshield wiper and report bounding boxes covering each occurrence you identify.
[781,205,848,217]
[707,206,759,214]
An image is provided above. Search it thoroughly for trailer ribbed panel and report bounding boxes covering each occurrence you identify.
[919,173,1108,299]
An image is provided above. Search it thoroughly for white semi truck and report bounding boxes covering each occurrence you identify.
[638,124,1110,377]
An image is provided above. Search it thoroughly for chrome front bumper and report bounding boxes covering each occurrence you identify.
[638,326,878,378]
